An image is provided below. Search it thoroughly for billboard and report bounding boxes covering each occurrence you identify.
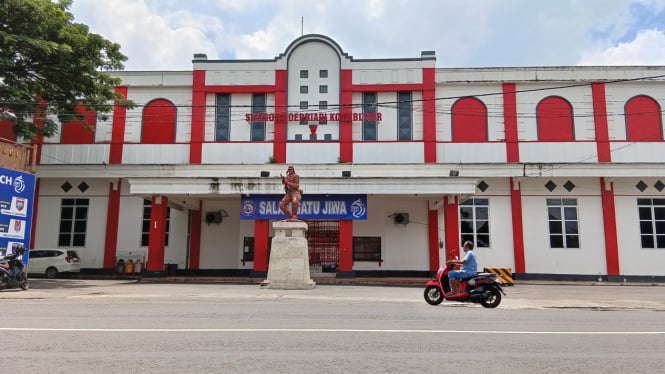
[240,194,368,220]
[0,167,36,261]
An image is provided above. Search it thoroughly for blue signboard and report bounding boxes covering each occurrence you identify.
[240,194,367,220]
[0,167,36,263]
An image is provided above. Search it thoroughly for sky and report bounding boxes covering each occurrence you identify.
[68,0,665,71]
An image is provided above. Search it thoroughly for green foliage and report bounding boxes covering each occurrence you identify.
[0,0,132,139]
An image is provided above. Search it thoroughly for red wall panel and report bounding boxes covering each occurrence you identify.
[142,99,176,144]
[537,96,574,141]
[625,95,662,141]
[452,97,487,142]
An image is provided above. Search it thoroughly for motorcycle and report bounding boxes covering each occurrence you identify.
[424,261,504,308]
[0,247,28,291]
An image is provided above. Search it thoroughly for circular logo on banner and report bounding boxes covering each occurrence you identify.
[241,200,255,216]
[350,198,366,218]
[13,176,25,194]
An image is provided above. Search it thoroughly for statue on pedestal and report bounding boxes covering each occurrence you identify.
[280,165,302,221]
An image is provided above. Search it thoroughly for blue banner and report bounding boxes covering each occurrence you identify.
[240,194,367,220]
[0,167,36,263]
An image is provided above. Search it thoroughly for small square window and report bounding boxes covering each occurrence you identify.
[319,119,327,125]
[300,70,308,78]
[299,120,308,125]
[319,101,328,110]
[320,70,328,78]
[300,85,308,94]
[300,101,308,110]
[295,134,303,141]
[319,85,328,94]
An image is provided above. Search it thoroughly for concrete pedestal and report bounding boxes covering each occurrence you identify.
[261,221,316,289]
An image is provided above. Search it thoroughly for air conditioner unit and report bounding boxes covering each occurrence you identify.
[393,213,409,225]
[205,211,223,225]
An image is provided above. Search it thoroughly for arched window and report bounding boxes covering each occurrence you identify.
[536,96,574,141]
[625,95,662,141]
[142,99,176,144]
[61,105,96,144]
[451,97,487,142]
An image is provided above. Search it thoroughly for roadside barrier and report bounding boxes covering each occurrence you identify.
[483,267,514,286]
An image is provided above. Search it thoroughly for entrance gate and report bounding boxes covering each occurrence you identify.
[305,220,339,274]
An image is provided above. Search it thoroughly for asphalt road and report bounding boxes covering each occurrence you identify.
[1,280,664,373]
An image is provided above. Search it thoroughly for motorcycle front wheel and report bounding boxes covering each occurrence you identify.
[480,286,502,308]
[19,275,28,291]
[424,285,444,305]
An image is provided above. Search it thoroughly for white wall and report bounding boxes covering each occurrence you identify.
[519,142,598,163]
[353,197,429,271]
[515,83,595,141]
[471,178,515,270]
[123,87,192,143]
[605,82,665,141]
[354,142,424,163]
[520,178,607,274]
[34,179,110,269]
[40,144,110,165]
[613,178,665,276]
[435,83,505,142]
[199,199,243,269]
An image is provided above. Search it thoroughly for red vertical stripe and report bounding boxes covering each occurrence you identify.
[30,99,46,164]
[340,70,353,162]
[29,179,40,249]
[423,68,437,163]
[190,70,206,164]
[103,179,121,269]
[339,219,353,272]
[109,86,128,164]
[253,220,269,272]
[443,196,460,261]
[592,83,612,162]
[146,196,168,272]
[188,201,202,269]
[510,178,526,273]
[427,207,440,271]
[502,83,520,162]
[273,70,287,163]
[600,178,620,275]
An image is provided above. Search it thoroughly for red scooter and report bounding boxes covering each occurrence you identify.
[424,261,505,308]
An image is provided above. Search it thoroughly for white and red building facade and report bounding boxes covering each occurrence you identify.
[5,34,665,281]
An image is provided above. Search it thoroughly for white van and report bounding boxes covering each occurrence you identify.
[28,249,81,278]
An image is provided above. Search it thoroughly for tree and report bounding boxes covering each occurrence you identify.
[0,0,131,140]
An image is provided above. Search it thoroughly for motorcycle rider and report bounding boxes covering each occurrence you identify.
[447,241,477,295]
[5,246,26,280]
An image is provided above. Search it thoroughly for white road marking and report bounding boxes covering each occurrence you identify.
[0,327,663,334]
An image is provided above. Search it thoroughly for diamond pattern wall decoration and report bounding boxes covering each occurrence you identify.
[477,180,489,192]
[78,181,89,193]
[61,181,72,192]
[563,180,576,192]
[636,180,648,192]
[545,180,557,192]
[655,180,665,192]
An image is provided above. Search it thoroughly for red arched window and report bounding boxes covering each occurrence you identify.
[0,120,17,141]
[61,105,96,144]
[625,95,662,141]
[142,99,176,144]
[536,96,574,141]
[452,97,487,142]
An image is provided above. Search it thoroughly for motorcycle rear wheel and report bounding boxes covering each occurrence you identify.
[480,286,501,308]
[424,285,444,305]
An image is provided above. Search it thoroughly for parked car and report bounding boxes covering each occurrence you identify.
[28,249,81,278]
